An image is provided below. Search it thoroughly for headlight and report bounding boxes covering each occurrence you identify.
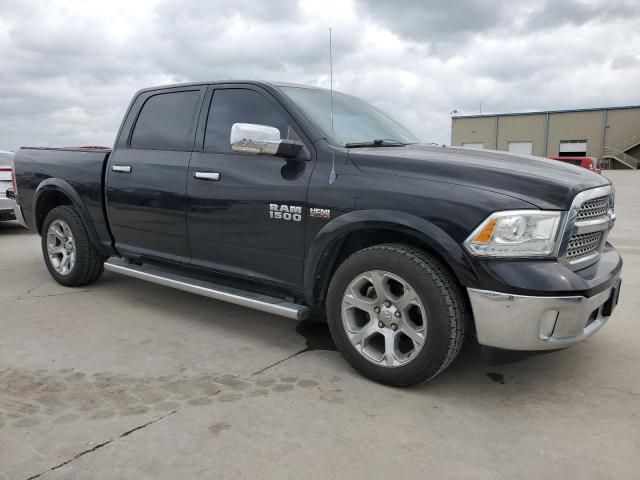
[464,210,563,257]
[608,187,616,230]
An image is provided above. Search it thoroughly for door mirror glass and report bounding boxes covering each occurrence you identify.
[230,123,282,155]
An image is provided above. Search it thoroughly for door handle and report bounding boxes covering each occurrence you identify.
[112,165,132,173]
[194,172,221,181]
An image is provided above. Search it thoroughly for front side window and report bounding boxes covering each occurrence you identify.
[205,89,298,153]
[130,90,201,150]
[280,86,420,147]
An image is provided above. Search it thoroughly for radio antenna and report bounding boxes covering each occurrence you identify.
[328,27,337,185]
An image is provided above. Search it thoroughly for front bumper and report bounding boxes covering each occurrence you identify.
[468,278,621,350]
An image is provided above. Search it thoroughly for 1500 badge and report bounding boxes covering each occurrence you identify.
[269,204,302,222]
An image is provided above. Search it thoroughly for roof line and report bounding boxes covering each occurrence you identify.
[134,79,327,95]
[452,104,640,119]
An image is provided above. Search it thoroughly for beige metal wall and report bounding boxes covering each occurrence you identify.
[496,114,546,156]
[452,107,640,158]
[450,116,496,149]
[605,108,640,149]
[546,110,603,157]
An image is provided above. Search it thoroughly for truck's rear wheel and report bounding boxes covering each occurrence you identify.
[41,206,105,287]
[326,244,467,387]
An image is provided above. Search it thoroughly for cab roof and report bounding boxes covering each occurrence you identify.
[136,80,329,95]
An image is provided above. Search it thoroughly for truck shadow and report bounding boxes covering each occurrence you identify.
[295,321,337,352]
[293,320,544,367]
[0,221,32,236]
[99,272,599,392]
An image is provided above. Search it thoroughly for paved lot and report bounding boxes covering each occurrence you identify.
[1,171,639,480]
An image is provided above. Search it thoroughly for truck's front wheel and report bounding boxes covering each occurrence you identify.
[41,206,105,287]
[326,244,467,387]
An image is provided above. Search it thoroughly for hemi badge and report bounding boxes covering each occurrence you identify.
[310,208,331,219]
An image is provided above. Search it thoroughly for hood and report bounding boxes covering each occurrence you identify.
[347,144,610,210]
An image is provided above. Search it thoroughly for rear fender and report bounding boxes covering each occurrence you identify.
[34,179,107,255]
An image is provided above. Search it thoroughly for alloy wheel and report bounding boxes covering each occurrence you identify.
[341,270,427,367]
[46,219,76,276]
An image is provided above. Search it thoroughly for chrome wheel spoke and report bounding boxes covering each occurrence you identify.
[367,271,390,301]
[51,225,65,241]
[343,292,375,313]
[399,322,425,347]
[61,253,71,270]
[384,331,396,366]
[350,322,378,346]
[48,245,65,255]
[396,288,419,312]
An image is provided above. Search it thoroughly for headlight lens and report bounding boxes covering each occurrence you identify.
[465,210,563,257]
[608,187,616,230]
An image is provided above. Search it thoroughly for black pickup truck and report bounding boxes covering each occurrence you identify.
[12,81,622,386]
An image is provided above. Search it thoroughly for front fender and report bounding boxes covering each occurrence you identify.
[34,179,106,255]
[303,209,477,305]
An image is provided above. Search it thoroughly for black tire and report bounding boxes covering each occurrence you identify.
[326,244,467,387]
[41,206,105,287]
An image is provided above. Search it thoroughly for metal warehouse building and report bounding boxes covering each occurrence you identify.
[451,105,640,169]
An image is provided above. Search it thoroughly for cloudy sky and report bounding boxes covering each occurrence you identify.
[1,0,639,150]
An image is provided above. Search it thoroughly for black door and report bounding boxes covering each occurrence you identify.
[187,87,314,288]
[106,87,204,262]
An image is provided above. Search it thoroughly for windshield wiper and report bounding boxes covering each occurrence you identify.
[345,139,412,148]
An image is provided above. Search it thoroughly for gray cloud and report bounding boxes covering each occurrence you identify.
[0,0,639,150]
[522,0,638,31]
[357,0,640,46]
[354,0,511,44]
[611,53,640,70]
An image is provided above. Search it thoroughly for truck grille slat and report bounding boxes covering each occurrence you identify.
[576,195,609,221]
[566,231,603,260]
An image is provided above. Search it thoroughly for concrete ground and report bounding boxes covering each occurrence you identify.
[0,171,638,480]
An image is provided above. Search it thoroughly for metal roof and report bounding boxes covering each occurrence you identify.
[452,104,640,119]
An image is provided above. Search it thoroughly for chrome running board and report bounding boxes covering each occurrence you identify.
[104,258,309,321]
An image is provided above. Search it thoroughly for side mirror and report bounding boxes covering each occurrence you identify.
[230,123,303,159]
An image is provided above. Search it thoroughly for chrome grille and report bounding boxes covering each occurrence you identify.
[566,231,603,260]
[576,195,609,221]
[559,185,613,269]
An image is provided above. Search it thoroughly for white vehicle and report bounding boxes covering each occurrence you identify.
[0,150,16,221]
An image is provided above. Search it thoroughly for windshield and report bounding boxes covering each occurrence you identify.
[280,86,421,147]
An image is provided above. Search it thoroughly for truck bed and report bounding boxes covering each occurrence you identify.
[13,147,113,249]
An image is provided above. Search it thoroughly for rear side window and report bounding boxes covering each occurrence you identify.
[131,91,201,150]
[205,89,296,153]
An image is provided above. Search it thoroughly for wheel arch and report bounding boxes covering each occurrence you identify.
[304,210,477,306]
[34,179,106,255]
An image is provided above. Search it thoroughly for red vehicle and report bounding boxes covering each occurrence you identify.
[548,156,601,174]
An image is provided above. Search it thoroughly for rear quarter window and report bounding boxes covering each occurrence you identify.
[130,91,201,150]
